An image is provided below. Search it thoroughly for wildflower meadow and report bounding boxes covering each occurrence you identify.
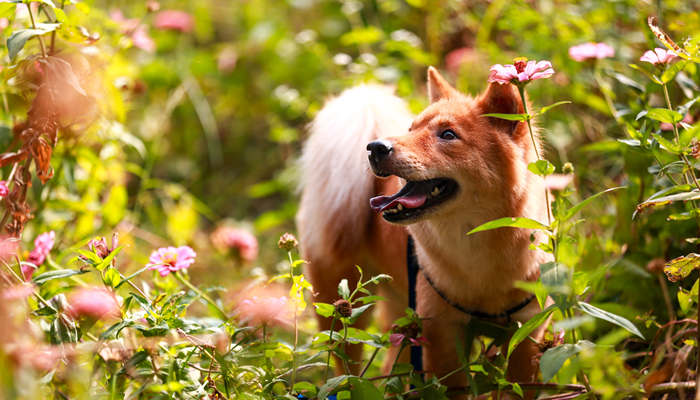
[1,0,700,399]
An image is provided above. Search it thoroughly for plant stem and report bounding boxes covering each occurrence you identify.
[288,251,298,392]
[325,315,337,380]
[27,3,47,58]
[174,272,227,320]
[662,83,700,189]
[359,347,380,377]
[517,86,553,226]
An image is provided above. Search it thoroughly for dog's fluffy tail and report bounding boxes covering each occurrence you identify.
[297,85,413,258]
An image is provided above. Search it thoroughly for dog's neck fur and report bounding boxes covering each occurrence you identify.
[408,153,550,315]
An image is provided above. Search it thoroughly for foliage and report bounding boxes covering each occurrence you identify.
[1,0,700,399]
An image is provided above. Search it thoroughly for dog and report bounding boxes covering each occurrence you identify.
[296,67,551,395]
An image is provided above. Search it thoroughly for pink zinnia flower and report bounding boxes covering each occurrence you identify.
[640,48,678,65]
[0,180,8,197]
[660,113,694,131]
[568,42,615,61]
[148,246,196,276]
[389,333,428,347]
[154,10,194,33]
[488,58,554,85]
[67,287,120,320]
[211,226,258,262]
[234,285,293,328]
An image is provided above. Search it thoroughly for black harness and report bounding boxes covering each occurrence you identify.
[406,235,536,371]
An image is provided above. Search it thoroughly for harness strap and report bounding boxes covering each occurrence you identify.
[406,236,423,373]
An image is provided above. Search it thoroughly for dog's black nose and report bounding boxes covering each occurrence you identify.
[367,139,393,165]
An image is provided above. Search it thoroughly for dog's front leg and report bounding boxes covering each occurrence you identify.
[416,274,471,396]
[506,297,554,397]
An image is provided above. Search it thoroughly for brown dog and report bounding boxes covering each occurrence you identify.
[297,67,551,394]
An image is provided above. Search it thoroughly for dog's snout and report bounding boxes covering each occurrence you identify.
[367,139,393,165]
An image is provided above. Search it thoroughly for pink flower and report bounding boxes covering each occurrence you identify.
[24,231,55,280]
[660,113,694,131]
[211,227,258,262]
[148,246,196,276]
[445,47,475,74]
[67,287,120,320]
[568,42,615,61]
[488,58,554,85]
[389,333,428,347]
[234,285,293,328]
[110,9,155,52]
[0,180,8,197]
[544,174,574,191]
[640,48,678,65]
[1,283,34,301]
[154,10,194,33]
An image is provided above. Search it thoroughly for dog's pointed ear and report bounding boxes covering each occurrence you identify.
[478,83,524,135]
[427,66,458,103]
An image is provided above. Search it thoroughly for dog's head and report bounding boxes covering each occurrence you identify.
[368,67,537,224]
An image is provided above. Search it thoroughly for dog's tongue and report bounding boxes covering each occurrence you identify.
[370,193,427,212]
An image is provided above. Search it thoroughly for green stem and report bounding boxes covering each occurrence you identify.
[325,315,338,380]
[517,85,553,226]
[288,251,298,392]
[662,83,700,190]
[26,3,47,58]
[174,272,227,320]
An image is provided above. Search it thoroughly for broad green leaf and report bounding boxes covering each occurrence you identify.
[468,217,549,235]
[664,253,700,282]
[646,108,683,124]
[348,378,383,399]
[563,187,624,221]
[661,60,689,83]
[538,101,572,115]
[652,133,681,153]
[577,301,644,339]
[314,302,335,318]
[6,24,60,60]
[318,375,350,399]
[33,269,87,285]
[482,112,529,121]
[528,160,555,176]
[507,305,556,359]
[540,340,594,382]
[629,63,663,84]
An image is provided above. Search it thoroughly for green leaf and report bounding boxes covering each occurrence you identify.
[95,245,123,271]
[293,382,317,397]
[348,303,373,323]
[540,340,595,382]
[6,24,60,61]
[338,279,350,300]
[314,302,335,318]
[528,160,555,176]
[646,108,683,124]
[348,377,383,399]
[482,112,529,121]
[629,63,663,85]
[563,187,624,221]
[652,133,682,153]
[318,375,350,399]
[103,268,121,288]
[33,269,87,285]
[538,101,572,115]
[661,60,689,83]
[638,190,700,210]
[468,217,549,235]
[577,301,644,339]
[664,253,700,282]
[507,305,556,359]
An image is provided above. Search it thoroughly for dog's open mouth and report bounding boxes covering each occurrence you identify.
[369,178,458,222]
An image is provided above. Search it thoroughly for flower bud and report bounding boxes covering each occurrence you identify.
[278,233,298,251]
[562,162,574,175]
[333,299,352,318]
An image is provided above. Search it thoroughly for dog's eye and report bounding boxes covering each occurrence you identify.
[439,129,457,140]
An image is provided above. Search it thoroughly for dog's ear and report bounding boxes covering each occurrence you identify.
[478,83,524,135]
[427,66,458,103]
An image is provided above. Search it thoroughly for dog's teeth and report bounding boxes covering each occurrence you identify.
[431,187,440,196]
[396,204,404,211]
